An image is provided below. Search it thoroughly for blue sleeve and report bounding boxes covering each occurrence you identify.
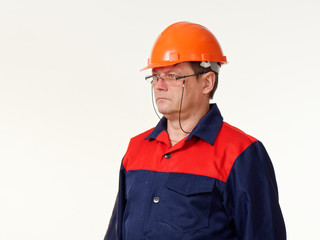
[224,141,286,240]
[104,164,126,240]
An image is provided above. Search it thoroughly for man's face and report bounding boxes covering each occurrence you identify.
[152,62,205,120]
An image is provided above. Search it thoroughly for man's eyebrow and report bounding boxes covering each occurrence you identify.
[152,69,178,75]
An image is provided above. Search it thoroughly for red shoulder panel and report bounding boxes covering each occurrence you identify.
[123,122,257,182]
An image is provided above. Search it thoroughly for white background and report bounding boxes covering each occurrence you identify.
[0,0,319,239]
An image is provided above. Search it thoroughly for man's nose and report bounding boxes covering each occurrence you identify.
[154,77,167,89]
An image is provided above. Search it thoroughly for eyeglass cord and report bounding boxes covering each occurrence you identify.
[151,84,163,121]
[150,79,191,135]
[178,79,191,134]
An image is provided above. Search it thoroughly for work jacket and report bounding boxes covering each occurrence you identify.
[104,104,286,240]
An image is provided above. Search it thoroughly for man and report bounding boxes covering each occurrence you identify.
[104,21,286,239]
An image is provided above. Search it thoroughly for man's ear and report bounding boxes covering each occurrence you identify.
[202,72,215,95]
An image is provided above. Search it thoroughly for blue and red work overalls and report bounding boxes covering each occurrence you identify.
[104,104,286,240]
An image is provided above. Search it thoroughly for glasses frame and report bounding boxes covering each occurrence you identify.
[145,72,205,85]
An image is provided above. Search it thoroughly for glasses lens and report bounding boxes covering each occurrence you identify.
[145,74,178,85]
[164,74,177,83]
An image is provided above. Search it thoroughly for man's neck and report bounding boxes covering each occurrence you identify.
[166,104,210,146]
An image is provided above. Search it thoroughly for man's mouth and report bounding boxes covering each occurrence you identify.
[156,97,168,101]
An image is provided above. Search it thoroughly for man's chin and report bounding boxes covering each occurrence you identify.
[157,107,170,116]
[157,108,178,119]
[156,104,178,117]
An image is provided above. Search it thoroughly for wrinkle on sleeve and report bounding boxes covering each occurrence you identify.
[224,141,286,240]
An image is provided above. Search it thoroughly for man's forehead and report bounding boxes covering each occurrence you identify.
[152,62,191,74]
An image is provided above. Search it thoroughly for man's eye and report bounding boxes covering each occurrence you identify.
[168,74,177,79]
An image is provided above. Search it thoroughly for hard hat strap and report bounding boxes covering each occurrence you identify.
[210,62,220,74]
[200,61,221,74]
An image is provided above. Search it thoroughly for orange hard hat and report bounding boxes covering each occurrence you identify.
[141,21,227,71]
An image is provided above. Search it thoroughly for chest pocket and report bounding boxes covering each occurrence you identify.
[158,173,215,232]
